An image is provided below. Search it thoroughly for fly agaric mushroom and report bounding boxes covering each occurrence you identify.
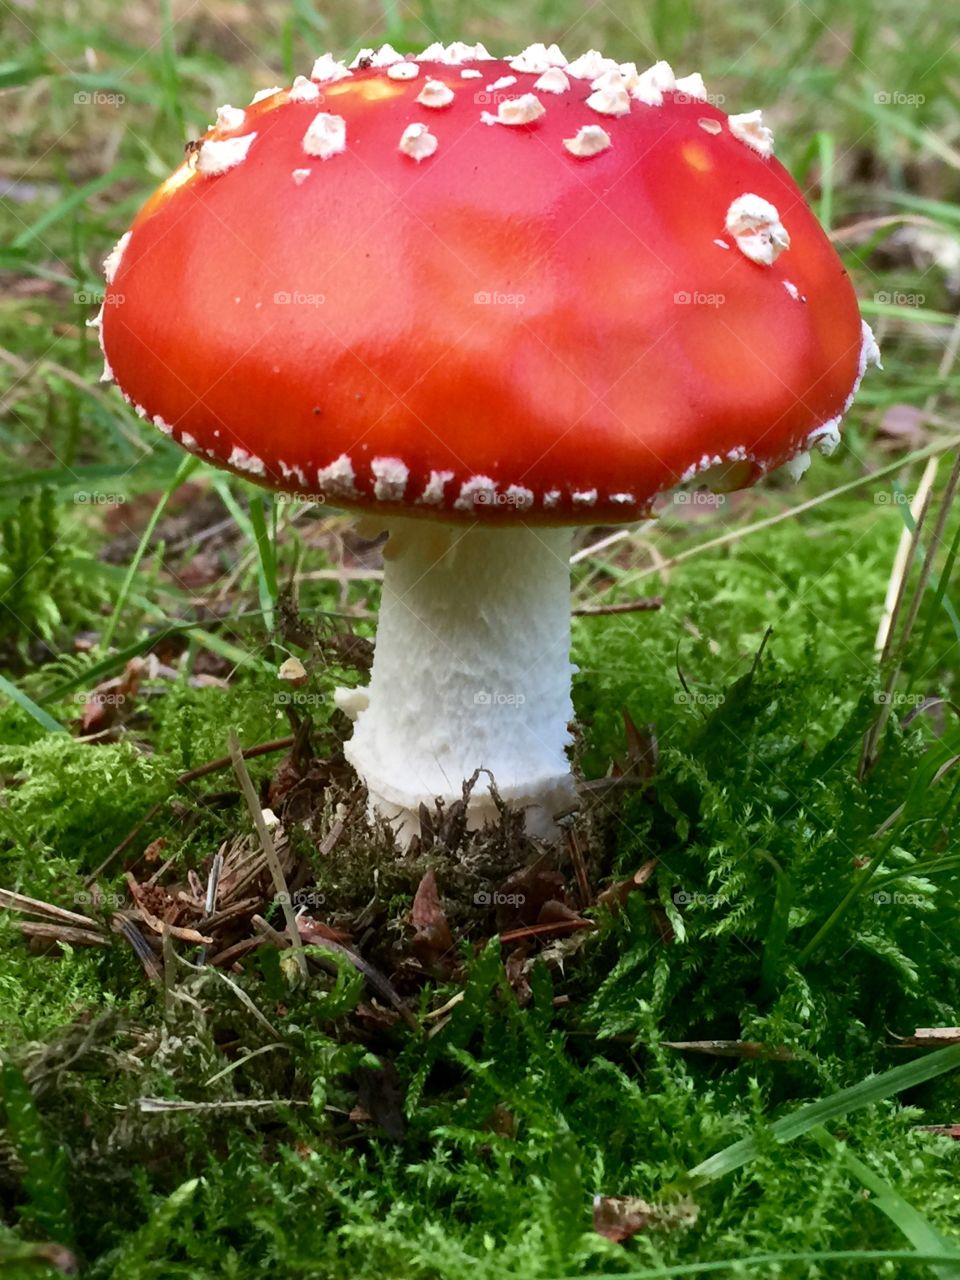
[96,41,879,844]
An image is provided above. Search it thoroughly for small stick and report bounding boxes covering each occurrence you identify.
[573,597,663,617]
[85,735,296,886]
[228,730,308,979]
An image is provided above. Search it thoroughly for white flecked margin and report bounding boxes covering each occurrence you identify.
[229,445,266,477]
[454,476,498,509]
[418,470,455,504]
[103,232,131,284]
[372,457,410,501]
[317,454,359,499]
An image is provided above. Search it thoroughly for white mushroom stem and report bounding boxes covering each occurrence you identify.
[340,518,578,844]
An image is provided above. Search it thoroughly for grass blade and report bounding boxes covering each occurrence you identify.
[689,1043,960,1183]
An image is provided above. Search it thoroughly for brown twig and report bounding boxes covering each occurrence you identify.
[573,597,664,616]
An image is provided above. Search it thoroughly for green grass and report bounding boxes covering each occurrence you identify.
[2,0,960,1277]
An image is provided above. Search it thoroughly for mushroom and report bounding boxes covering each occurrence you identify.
[96,42,879,845]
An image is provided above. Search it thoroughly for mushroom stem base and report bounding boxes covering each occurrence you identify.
[341,518,577,846]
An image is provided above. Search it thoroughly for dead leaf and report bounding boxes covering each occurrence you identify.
[593,1194,698,1242]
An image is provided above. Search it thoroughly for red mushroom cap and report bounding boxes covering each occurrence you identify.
[99,43,875,524]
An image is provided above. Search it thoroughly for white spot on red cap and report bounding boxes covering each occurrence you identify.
[460,68,482,79]
[725,193,790,265]
[675,72,707,100]
[534,67,570,94]
[486,75,517,91]
[292,167,311,184]
[631,60,675,106]
[572,489,598,506]
[197,132,258,175]
[251,85,283,104]
[418,41,494,64]
[351,43,404,67]
[387,61,420,80]
[713,238,730,249]
[372,457,410,501]
[728,110,775,157]
[153,416,173,437]
[782,280,805,302]
[509,42,567,73]
[698,117,722,135]
[215,104,246,131]
[609,492,635,504]
[566,51,618,80]
[311,53,352,82]
[586,76,631,117]
[481,93,545,126]
[399,123,438,161]
[543,490,562,508]
[288,76,321,103]
[416,79,455,108]
[562,125,612,157]
[302,113,346,159]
